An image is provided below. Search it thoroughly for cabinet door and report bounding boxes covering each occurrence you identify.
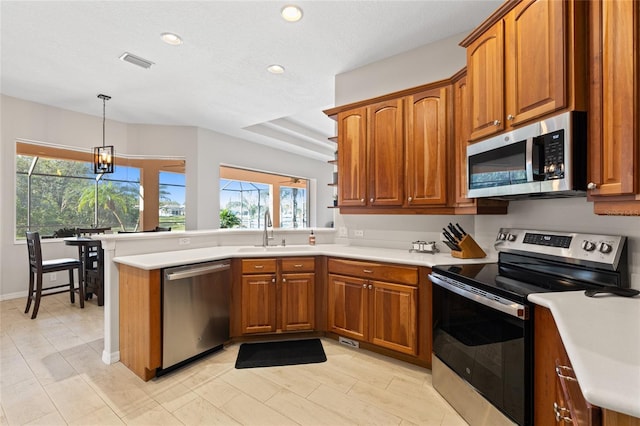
[588,0,639,199]
[281,272,315,331]
[505,0,566,127]
[369,280,417,356]
[468,20,505,141]
[368,99,404,206]
[453,73,475,207]
[405,87,449,207]
[241,274,276,334]
[337,108,368,206]
[327,274,368,341]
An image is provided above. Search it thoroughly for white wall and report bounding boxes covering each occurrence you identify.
[0,95,335,298]
[335,32,468,105]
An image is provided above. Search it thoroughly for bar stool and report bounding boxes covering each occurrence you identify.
[25,231,83,319]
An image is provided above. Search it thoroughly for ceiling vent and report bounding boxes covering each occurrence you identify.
[119,52,154,69]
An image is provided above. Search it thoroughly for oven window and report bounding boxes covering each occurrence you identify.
[469,141,528,189]
[432,284,527,425]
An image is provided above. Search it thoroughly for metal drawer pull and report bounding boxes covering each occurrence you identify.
[294,264,303,268]
[254,265,264,269]
[553,402,573,423]
[555,365,578,382]
[363,269,373,273]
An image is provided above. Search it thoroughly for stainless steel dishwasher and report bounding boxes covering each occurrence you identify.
[161,260,231,372]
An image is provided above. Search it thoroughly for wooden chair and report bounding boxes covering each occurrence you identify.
[75,228,106,305]
[25,231,83,319]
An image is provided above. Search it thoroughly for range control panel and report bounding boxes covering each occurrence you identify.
[495,228,626,270]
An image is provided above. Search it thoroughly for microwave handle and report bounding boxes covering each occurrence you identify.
[531,136,546,181]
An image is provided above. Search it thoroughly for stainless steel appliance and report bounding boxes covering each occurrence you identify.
[430,228,629,426]
[467,111,587,199]
[160,260,231,372]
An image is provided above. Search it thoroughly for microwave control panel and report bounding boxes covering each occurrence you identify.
[537,129,565,180]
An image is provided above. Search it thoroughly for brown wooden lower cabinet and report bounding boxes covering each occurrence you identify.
[240,257,315,335]
[327,258,420,357]
[118,264,161,381]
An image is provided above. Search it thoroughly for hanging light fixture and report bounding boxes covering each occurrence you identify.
[94,94,114,174]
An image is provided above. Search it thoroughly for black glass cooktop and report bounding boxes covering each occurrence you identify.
[432,252,623,303]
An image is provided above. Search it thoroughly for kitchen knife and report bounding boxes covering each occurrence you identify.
[448,223,463,240]
[443,241,461,251]
[442,229,460,248]
[455,223,467,236]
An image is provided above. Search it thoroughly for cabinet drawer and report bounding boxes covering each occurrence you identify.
[242,258,277,274]
[281,257,315,273]
[328,258,418,285]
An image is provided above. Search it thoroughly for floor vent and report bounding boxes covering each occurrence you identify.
[338,336,359,349]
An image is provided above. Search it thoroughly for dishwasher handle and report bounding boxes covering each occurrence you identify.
[165,262,231,281]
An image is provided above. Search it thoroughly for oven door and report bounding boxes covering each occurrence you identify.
[430,273,532,425]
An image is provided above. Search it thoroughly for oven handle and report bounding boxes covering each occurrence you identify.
[429,273,528,320]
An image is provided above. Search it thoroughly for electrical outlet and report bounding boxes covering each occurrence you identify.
[338,227,348,237]
[49,273,57,282]
[354,229,364,238]
[178,238,191,246]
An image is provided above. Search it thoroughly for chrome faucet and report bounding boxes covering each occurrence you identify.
[263,208,274,247]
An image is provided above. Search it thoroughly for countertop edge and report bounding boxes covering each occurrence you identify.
[528,292,640,418]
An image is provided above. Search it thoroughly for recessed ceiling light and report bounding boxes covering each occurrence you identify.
[281,5,303,22]
[160,32,183,46]
[267,64,285,74]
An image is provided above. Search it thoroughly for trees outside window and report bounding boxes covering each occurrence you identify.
[15,142,185,238]
[219,166,309,229]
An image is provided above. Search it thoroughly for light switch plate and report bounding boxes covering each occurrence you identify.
[354,229,364,238]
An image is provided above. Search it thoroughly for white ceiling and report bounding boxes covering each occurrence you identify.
[1,1,501,161]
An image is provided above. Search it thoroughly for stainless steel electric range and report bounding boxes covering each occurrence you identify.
[429,228,630,426]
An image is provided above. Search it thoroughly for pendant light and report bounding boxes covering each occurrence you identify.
[94,94,114,174]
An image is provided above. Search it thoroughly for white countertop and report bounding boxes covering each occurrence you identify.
[529,292,640,418]
[112,243,497,270]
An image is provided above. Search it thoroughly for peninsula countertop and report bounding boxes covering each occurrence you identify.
[112,243,497,270]
[529,291,640,418]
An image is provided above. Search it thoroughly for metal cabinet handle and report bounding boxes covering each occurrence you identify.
[293,264,303,268]
[507,114,515,121]
[360,198,365,203]
[370,198,374,203]
[362,284,367,288]
[408,196,413,202]
[282,278,286,283]
[555,365,578,382]
[363,269,373,273]
[587,182,597,190]
[254,265,264,269]
[493,119,501,126]
[553,402,573,423]
[271,277,276,283]
[368,284,373,290]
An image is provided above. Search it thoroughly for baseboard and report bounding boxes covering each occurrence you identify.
[103,350,120,365]
[0,291,27,301]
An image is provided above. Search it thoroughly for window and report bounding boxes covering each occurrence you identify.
[219,166,309,229]
[15,142,185,238]
[159,171,186,231]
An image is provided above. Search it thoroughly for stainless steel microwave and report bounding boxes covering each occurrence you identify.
[467,111,587,199]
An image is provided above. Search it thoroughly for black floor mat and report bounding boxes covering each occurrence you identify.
[235,338,327,369]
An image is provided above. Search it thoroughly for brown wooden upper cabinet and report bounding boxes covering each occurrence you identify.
[405,87,449,207]
[461,0,585,142]
[337,107,368,207]
[588,0,640,215]
[329,82,453,213]
[368,99,405,207]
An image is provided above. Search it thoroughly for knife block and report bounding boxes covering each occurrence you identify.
[451,234,487,259]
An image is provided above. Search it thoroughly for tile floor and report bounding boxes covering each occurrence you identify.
[0,294,467,425]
